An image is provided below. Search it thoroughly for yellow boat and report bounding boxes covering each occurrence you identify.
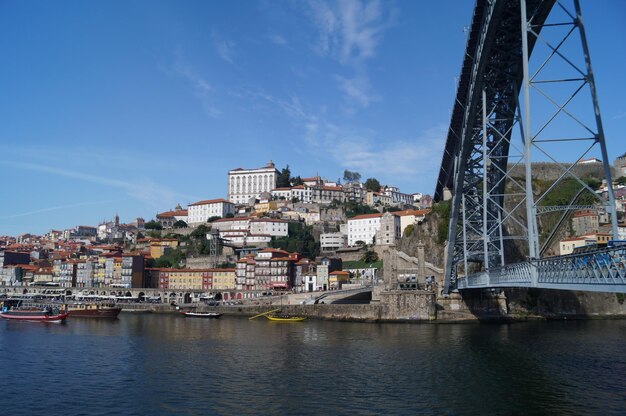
[264,314,306,322]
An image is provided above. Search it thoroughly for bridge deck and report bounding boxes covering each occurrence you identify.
[457,246,626,293]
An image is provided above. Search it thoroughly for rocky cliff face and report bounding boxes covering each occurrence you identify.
[397,208,446,269]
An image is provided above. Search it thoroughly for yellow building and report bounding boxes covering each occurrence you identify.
[329,270,350,289]
[211,268,236,290]
[149,239,179,259]
[168,269,204,290]
[254,201,278,214]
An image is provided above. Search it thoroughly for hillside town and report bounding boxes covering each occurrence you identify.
[2,155,626,296]
[0,162,432,295]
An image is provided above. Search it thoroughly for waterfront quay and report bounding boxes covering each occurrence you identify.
[1,285,438,322]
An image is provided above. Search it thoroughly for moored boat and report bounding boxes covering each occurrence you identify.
[0,306,69,323]
[180,311,223,318]
[65,302,122,318]
[264,314,306,322]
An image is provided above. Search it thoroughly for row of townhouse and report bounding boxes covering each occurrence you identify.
[0,251,145,288]
[235,249,302,291]
[235,252,346,292]
[147,268,236,290]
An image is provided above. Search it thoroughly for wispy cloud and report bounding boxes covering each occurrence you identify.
[304,120,446,185]
[232,88,307,121]
[0,200,119,220]
[160,57,222,118]
[172,61,211,96]
[0,160,193,209]
[612,111,626,120]
[213,32,235,63]
[335,74,378,108]
[269,33,288,46]
[305,0,394,109]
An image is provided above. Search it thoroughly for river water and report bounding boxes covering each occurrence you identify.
[0,314,624,415]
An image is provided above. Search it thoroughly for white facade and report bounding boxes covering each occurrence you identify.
[397,209,430,236]
[249,219,289,237]
[187,199,235,224]
[381,186,413,206]
[347,213,382,246]
[271,185,314,203]
[320,232,347,251]
[215,231,272,247]
[211,217,250,231]
[559,236,593,255]
[228,162,279,205]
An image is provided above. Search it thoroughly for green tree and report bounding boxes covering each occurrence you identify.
[355,240,367,247]
[343,170,361,183]
[290,176,304,186]
[384,206,402,212]
[344,201,378,218]
[616,176,626,186]
[276,165,292,188]
[144,220,163,230]
[361,250,379,263]
[173,220,187,228]
[403,224,415,237]
[364,178,381,192]
[225,213,235,218]
[153,248,185,268]
[190,224,210,239]
[207,216,221,223]
[270,222,320,259]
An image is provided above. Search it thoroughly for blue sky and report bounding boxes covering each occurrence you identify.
[0,0,624,236]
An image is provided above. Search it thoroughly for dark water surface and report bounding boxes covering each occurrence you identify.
[1,314,625,415]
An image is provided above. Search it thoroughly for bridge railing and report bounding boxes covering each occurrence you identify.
[536,246,626,287]
[458,246,626,291]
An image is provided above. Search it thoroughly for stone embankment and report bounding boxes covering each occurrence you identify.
[120,290,437,323]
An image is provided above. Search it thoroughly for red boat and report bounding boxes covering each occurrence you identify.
[0,307,69,323]
[65,303,122,318]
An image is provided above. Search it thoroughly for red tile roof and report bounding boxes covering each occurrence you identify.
[349,213,383,220]
[157,209,188,218]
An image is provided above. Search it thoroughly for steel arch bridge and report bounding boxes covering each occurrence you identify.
[434,0,626,294]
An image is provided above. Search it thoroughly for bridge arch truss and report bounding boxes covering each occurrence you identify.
[434,0,620,293]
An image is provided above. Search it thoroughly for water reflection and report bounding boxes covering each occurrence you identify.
[0,316,624,415]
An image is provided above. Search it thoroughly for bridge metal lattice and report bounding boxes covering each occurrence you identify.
[434,0,622,294]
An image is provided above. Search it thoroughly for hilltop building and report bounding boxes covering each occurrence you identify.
[228,161,279,205]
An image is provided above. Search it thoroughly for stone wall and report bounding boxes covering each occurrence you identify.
[378,290,436,320]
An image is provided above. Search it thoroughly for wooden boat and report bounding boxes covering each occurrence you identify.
[65,303,122,318]
[248,308,306,322]
[0,306,69,323]
[264,314,306,322]
[180,311,223,319]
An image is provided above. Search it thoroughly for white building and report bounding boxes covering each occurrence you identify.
[187,199,235,224]
[249,219,289,237]
[559,236,594,255]
[228,161,280,205]
[381,186,414,207]
[347,213,383,246]
[395,209,431,236]
[211,217,288,246]
[217,231,272,247]
[320,232,347,251]
[210,217,251,232]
